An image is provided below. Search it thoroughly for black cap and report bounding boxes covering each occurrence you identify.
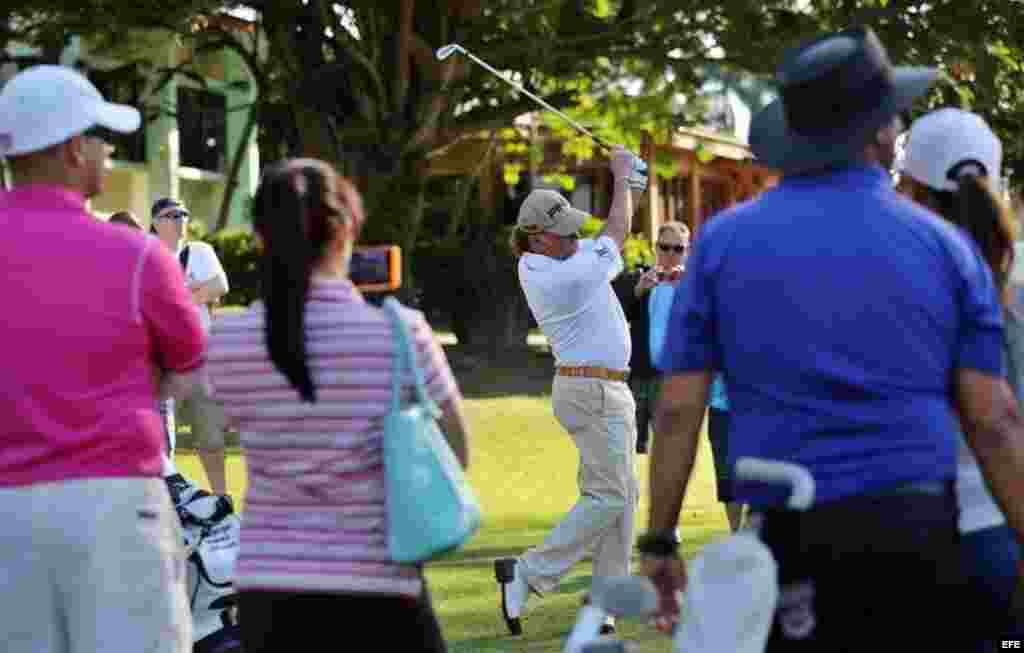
[151,197,187,218]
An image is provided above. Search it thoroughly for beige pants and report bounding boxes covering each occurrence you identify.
[0,477,191,653]
[519,376,639,593]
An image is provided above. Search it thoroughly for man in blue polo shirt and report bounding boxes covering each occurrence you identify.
[639,27,1024,652]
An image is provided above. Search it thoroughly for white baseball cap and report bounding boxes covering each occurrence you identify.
[902,108,1002,192]
[0,65,141,157]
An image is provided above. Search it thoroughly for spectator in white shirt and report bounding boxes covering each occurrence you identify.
[151,197,231,496]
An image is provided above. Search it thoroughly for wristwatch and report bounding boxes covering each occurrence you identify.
[637,529,680,557]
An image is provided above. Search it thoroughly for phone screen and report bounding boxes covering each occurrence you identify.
[351,245,401,292]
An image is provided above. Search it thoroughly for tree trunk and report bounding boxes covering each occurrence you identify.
[451,272,532,354]
[428,223,532,359]
[215,101,259,231]
[360,154,429,301]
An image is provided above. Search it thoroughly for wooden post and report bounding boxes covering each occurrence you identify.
[666,176,676,224]
[690,157,703,234]
[648,177,661,245]
[641,131,658,243]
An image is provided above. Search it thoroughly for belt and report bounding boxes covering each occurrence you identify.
[556,366,629,382]
[869,479,949,498]
[752,480,952,521]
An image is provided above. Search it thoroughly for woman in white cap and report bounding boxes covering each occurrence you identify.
[901,107,1024,650]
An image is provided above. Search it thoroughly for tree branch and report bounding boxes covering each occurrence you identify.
[215,101,258,231]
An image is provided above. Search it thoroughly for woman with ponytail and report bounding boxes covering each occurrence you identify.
[206,159,470,652]
[901,108,1024,650]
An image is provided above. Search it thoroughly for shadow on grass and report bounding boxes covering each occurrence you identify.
[449,633,567,653]
[433,528,724,571]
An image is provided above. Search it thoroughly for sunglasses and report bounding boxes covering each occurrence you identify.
[657,243,687,253]
[157,210,190,222]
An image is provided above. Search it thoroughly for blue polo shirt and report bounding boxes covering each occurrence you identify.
[659,165,1005,507]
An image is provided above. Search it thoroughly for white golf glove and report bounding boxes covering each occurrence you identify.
[627,155,649,193]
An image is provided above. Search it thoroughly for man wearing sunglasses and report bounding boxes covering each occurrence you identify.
[150,197,231,498]
[0,65,202,652]
[498,145,644,636]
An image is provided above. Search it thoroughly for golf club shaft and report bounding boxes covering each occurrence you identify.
[457,48,613,151]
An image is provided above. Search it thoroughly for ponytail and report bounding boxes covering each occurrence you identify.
[252,165,318,402]
[950,163,1014,295]
[252,160,356,403]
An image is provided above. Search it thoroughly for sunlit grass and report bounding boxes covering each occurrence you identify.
[175,394,729,652]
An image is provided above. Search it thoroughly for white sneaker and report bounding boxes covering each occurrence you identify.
[495,558,531,635]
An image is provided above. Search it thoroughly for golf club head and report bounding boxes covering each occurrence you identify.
[435,44,464,61]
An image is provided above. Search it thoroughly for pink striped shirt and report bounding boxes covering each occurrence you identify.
[206,279,461,596]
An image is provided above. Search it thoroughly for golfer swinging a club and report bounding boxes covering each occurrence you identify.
[498,145,645,636]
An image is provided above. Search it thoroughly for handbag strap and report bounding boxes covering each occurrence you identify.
[383,297,433,413]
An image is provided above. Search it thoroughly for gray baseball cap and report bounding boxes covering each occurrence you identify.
[516,190,589,236]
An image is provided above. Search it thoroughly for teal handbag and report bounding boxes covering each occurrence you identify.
[382,298,481,563]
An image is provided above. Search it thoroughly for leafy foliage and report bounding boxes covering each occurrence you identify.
[187,224,260,307]
[580,215,654,271]
[8,1,1024,339]
[709,0,1024,184]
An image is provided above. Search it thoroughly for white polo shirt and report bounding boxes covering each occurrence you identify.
[519,235,631,370]
[177,241,228,333]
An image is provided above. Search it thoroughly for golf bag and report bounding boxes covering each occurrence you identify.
[569,459,815,653]
[166,475,244,653]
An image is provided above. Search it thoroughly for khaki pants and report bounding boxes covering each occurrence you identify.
[519,376,639,593]
[0,478,191,653]
[179,368,227,450]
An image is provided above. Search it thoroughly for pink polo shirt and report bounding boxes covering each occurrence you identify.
[0,185,206,487]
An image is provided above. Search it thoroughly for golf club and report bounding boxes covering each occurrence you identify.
[436,43,613,152]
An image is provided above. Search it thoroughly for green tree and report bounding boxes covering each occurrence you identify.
[708,0,1024,182]
[8,1,1024,349]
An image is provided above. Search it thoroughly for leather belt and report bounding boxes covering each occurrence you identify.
[556,366,629,382]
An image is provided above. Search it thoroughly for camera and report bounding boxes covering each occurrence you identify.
[351,245,401,292]
[655,266,683,282]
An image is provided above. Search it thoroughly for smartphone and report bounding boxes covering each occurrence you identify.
[351,245,402,292]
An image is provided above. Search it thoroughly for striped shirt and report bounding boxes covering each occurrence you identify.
[206,279,461,596]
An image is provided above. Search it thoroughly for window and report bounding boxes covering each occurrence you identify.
[87,66,146,162]
[177,86,227,172]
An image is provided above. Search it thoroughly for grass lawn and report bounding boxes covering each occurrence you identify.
[175,362,730,652]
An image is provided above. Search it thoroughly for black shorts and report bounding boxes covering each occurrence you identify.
[240,586,448,653]
[757,485,964,652]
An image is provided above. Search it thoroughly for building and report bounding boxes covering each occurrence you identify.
[427,123,779,243]
[427,66,779,242]
[1,28,259,231]
[640,127,779,237]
